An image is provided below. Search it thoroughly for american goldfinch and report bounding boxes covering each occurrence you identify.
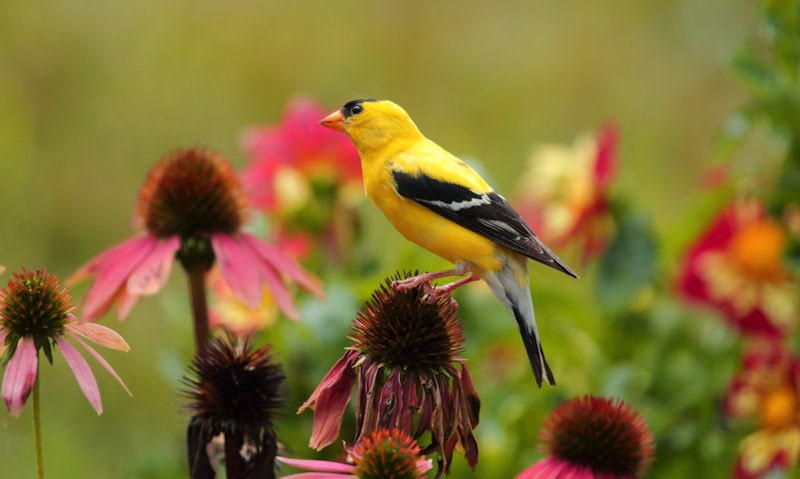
[320,99,577,387]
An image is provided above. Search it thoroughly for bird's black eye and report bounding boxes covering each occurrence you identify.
[350,104,363,115]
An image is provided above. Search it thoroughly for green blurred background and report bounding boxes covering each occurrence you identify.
[0,1,757,477]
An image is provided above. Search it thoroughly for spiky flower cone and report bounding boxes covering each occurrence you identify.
[300,272,480,474]
[183,334,285,479]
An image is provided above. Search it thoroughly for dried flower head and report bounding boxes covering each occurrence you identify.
[300,273,480,474]
[184,334,285,478]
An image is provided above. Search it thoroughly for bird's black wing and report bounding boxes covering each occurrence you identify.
[392,170,578,278]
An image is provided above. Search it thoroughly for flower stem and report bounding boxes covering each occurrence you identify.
[32,370,44,479]
[224,432,244,479]
[186,264,210,351]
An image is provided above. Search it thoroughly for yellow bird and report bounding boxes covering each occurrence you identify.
[320,99,577,387]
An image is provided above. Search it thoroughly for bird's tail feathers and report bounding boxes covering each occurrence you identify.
[484,261,556,388]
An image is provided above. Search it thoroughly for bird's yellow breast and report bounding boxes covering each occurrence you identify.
[363,159,502,275]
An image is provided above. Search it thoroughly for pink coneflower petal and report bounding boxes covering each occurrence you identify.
[126,236,180,296]
[211,233,263,308]
[66,318,131,352]
[240,233,323,297]
[594,123,618,188]
[76,236,159,321]
[244,243,299,320]
[278,457,355,473]
[2,337,38,417]
[300,352,358,450]
[57,337,102,414]
[68,333,132,397]
[281,473,352,479]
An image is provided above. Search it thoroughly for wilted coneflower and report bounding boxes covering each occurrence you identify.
[183,333,285,479]
[278,428,433,479]
[299,273,480,474]
[68,148,322,349]
[0,267,130,478]
[517,395,654,479]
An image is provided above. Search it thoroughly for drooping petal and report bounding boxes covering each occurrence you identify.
[2,338,38,417]
[57,337,102,414]
[277,456,355,473]
[211,233,263,308]
[68,333,132,397]
[243,239,300,320]
[126,236,180,296]
[240,233,323,298]
[66,318,131,352]
[75,236,159,321]
[300,351,358,450]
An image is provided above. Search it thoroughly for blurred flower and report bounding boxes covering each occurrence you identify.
[278,429,432,479]
[517,395,654,479]
[241,97,363,264]
[725,343,800,478]
[0,268,130,416]
[299,273,480,473]
[69,148,322,323]
[515,124,617,264]
[183,334,285,479]
[208,268,279,336]
[677,199,797,338]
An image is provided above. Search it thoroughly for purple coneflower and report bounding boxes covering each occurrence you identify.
[278,428,432,479]
[0,267,130,479]
[517,395,654,479]
[299,273,480,474]
[69,148,322,348]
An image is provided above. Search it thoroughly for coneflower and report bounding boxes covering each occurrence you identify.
[299,272,480,474]
[68,148,322,349]
[183,334,285,479]
[517,395,654,479]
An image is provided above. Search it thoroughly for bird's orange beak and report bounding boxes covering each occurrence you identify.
[319,109,345,132]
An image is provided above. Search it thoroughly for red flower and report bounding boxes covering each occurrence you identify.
[240,97,363,263]
[725,343,800,478]
[515,124,617,264]
[677,199,797,338]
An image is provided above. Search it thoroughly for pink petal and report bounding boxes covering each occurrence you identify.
[77,236,159,321]
[126,236,180,296]
[68,333,132,397]
[594,123,618,189]
[300,351,358,450]
[279,473,352,479]
[2,338,38,417]
[212,234,263,308]
[240,233,323,298]
[57,337,102,414]
[66,319,131,352]
[243,241,299,320]
[277,456,355,473]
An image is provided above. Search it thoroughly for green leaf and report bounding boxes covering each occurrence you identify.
[594,215,658,310]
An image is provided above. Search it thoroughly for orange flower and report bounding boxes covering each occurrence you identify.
[678,199,797,338]
[725,343,800,478]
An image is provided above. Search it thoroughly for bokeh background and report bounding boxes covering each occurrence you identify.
[0,1,764,477]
